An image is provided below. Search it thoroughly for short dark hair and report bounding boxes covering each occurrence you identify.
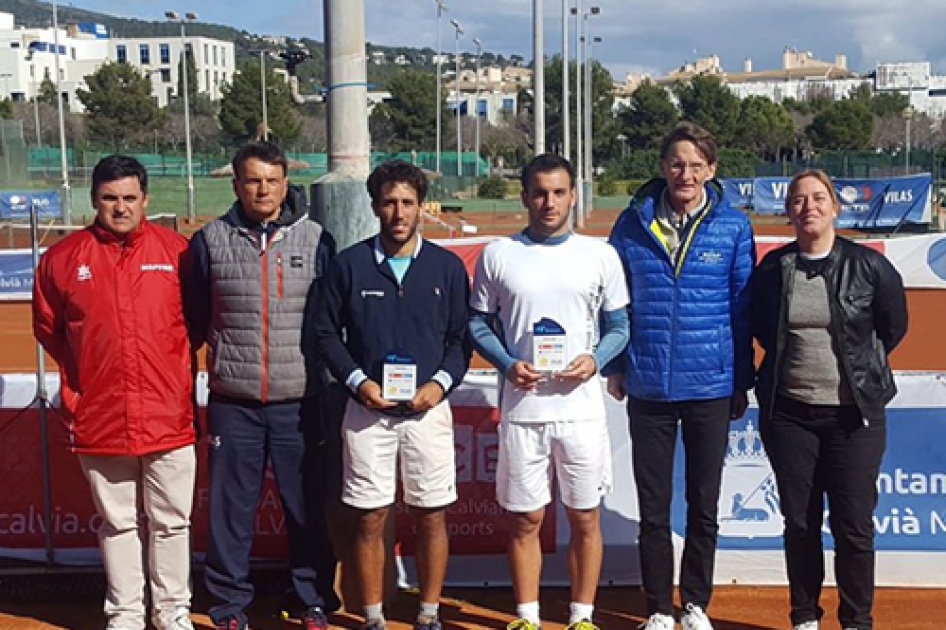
[232,141,288,179]
[521,153,576,191]
[91,155,148,199]
[659,121,718,166]
[367,160,428,205]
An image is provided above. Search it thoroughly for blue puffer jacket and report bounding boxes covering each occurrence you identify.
[607,178,755,402]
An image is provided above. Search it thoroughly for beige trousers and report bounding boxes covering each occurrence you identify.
[79,445,196,630]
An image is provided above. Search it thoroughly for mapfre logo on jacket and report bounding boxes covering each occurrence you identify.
[32,221,195,456]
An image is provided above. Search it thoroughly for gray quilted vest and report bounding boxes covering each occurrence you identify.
[202,205,323,402]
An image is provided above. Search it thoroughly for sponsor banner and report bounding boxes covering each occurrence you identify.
[683,407,946,552]
[438,235,946,291]
[1,372,944,586]
[0,191,60,220]
[4,232,942,305]
[882,234,946,288]
[0,373,546,563]
[0,250,37,300]
[721,178,754,210]
[747,174,932,228]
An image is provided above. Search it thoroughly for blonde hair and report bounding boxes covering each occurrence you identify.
[787,169,840,210]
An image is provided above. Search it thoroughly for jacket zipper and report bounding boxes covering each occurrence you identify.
[825,259,869,426]
[260,232,270,403]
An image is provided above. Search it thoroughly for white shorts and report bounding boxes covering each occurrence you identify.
[496,418,612,513]
[341,398,457,510]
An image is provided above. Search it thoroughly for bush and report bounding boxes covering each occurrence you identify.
[478,176,508,199]
[627,179,646,196]
[597,177,619,196]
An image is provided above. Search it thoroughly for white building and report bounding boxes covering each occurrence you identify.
[446,65,521,125]
[0,10,234,112]
[0,12,109,112]
[109,35,234,107]
[620,48,946,119]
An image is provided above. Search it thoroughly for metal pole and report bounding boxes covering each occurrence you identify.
[905,113,911,172]
[451,20,462,177]
[474,38,482,179]
[260,50,269,141]
[324,1,370,178]
[562,0,570,161]
[32,63,41,147]
[583,25,593,216]
[435,1,447,175]
[314,0,374,251]
[51,0,71,226]
[573,0,584,225]
[30,201,55,566]
[584,26,592,183]
[533,0,545,154]
[179,20,195,222]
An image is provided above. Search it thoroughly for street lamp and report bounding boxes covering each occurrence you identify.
[584,31,602,216]
[576,6,599,224]
[28,58,41,147]
[616,133,628,159]
[434,0,448,175]
[259,50,269,141]
[533,0,544,154]
[450,18,463,177]
[166,10,198,223]
[52,0,71,225]
[903,105,914,172]
[473,37,483,179]
[562,0,570,162]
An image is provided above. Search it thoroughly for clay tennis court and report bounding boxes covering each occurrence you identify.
[0,209,943,628]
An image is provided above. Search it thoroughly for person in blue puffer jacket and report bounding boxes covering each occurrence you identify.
[605,122,756,630]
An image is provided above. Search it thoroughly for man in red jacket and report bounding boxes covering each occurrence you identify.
[33,155,197,630]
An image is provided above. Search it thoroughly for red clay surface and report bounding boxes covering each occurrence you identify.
[0,585,943,629]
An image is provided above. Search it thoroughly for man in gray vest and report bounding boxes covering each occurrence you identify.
[183,142,338,630]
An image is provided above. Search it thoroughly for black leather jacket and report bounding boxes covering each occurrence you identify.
[751,236,908,423]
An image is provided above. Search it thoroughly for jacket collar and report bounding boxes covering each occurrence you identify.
[227,184,309,230]
[373,234,423,264]
[90,217,148,246]
[629,177,725,222]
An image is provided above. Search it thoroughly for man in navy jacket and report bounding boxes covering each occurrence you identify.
[314,160,471,630]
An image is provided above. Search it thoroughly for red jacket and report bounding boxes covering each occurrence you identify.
[32,220,196,456]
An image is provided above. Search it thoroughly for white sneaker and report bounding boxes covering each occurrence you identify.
[681,603,713,630]
[794,622,819,630]
[638,613,674,630]
[154,607,195,630]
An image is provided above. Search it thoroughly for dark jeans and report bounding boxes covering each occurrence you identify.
[760,395,885,630]
[205,395,339,623]
[628,396,731,616]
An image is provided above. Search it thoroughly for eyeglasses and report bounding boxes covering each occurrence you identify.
[667,161,708,175]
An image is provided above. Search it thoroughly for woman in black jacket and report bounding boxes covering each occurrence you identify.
[751,170,907,630]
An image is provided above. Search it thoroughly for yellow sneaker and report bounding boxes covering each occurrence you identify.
[506,619,541,630]
[565,621,600,630]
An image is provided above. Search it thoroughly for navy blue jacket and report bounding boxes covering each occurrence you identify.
[314,237,472,399]
[608,178,755,402]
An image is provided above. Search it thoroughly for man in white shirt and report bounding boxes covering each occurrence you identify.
[469,154,629,630]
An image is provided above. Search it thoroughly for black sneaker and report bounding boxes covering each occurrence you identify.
[302,607,330,630]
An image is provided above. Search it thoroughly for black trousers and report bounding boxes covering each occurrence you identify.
[628,396,731,616]
[760,395,885,630]
[204,395,339,623]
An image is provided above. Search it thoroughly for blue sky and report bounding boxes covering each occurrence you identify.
[62,0,946,80]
